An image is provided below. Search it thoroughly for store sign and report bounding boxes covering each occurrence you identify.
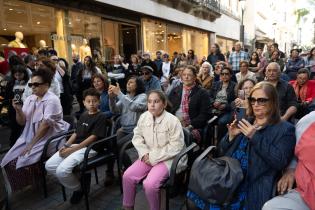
[50,34,83,42]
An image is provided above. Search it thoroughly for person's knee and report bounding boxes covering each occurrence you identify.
[122,169,136,184]
[143,178,159,193]
[262,198,280,210]
[45,158,56,174]
[56,165,70,179]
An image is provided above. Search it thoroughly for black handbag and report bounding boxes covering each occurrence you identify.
[188,154,244,205]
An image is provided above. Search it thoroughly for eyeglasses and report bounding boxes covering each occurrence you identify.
[248,97,269,105]
[28,82,45,88]
[220,72,230,76]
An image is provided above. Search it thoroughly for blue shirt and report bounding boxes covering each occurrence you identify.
[142,75,162,93]
[228,51,249,72]
[100,91,112,118]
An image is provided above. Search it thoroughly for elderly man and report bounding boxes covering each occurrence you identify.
[140,65,161,93]
[140,52,159,78]
[228,42,248,73]
[265,62,297,121]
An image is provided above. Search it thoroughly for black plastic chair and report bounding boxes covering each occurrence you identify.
[202,116,219,148]
[118,127,199,210]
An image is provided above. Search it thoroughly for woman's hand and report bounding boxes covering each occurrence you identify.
[12,100,22,111]
[227,119,241,141]
[234,98,244,108]
[277,168,295,194]
[237,119,257,139]
[213,101,221,108]
[141,153,151,165]
[108,83,121,96]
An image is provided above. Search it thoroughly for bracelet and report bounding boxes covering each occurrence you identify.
[64,143,71,148]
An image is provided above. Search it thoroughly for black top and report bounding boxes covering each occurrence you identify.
[75,111,109,144]
[276,79,298,115]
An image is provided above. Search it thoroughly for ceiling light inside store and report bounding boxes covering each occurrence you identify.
[69,22,72,25]
[19,25,22,28]
[3,28,7,31]
[126,31,130,34]
[159,24,162,28]
[9,8,13,11]
[37,21,40,24]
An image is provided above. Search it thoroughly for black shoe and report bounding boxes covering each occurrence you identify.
[70,190,83,204]
[104,173,115,186]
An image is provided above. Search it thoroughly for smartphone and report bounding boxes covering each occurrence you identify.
[110,78,118,86]
[235,107,246,122]
[238,90,245,100]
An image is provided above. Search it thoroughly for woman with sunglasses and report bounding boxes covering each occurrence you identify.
[209,67,236,141]
[1,67,69,195]
[187,82,296,210]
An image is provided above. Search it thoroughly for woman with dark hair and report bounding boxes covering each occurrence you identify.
[106,76,147,183]
[248,51,261,73]
[1,67,69,194]
[209,67,237,141]
[207,43,226,68]
[168,65,212,144]
[187,82,296,210]
[92,73,112,118]
[305,47,315,79]
[187,49,198,66]
[107,55,127,91]
[76,55,101,113]
[4,64,29,146]
[127,54,141,77]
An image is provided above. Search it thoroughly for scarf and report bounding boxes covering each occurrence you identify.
[295,119,315,209]
[181,85,201,142]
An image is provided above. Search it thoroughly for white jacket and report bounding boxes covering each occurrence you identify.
[132,110,187,172]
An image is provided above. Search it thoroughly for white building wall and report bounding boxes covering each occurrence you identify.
[96,0,240,40]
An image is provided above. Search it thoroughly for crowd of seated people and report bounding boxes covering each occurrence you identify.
[0,43,315,210]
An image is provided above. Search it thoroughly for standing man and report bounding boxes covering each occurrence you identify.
[154,50,163,73]
[228,42,248,74]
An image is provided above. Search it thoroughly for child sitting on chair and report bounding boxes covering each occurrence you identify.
[45,88,109,204]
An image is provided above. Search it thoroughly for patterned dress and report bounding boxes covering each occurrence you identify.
[187,136,249,210]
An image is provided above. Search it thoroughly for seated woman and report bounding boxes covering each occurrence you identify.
[263,111,315,210]
[209,67,236,141]
[197,61,214,90]
[235,60,257,84]
[122,90,186,210]
[168,65,212,144]
[107,55,126,91]
[92,73,112,118]
[233,78,256,109]
[289,68,315,119]
[187,81,296,210]
[107,76,147,183]
[1,68,69,194]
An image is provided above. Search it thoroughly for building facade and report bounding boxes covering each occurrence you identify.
[0,0,242,63]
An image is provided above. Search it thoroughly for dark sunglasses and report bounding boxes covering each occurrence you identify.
[220,72,230,76]
[28,82,45,88]
[248,97,269,105]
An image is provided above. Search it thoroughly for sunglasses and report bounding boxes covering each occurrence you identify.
[220,72,230,76]
[248,97,269,105]
[28,82,45,88]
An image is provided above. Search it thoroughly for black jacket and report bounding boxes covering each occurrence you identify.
[140,60,160,78]
[168,84,211,129]
[209,81,236,111]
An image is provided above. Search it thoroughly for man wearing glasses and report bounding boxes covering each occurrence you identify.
[140,66,161,93]
[265,62,297,121]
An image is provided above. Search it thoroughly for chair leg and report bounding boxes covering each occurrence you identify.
[61,185,67,201]
[42,171,48,198]
[117,160,123,194]
[81,174,90,210]
[165,188,169,210]
[94,168,98,184]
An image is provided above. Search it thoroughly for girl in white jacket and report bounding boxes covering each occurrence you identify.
[122,90,185,210]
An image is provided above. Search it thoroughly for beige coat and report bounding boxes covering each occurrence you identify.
[132,110,186,172]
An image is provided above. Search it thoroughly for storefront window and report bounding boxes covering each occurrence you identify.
[142,18,209,61]
[217,36,236,55]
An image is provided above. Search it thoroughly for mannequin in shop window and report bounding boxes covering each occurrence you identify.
[39,40,47,50]
[79,38,92,62]
[8,32,27,48]
[103,39,114,63]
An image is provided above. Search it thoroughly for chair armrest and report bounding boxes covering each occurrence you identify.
[168,143,199,186]
[41,129,75,162]
[207,115,218,125]
[118,140,134,171]
[81,134,117,171]
[194,145,216,165]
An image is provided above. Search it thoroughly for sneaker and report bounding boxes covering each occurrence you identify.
[70,190,83,204]
[104,173,115,186]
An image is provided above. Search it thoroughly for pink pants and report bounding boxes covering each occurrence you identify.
[123,159,169,210]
